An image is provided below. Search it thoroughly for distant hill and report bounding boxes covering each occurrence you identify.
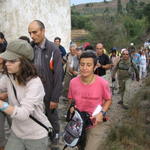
[71,0,149,15]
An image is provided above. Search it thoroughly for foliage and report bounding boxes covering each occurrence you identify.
[143,3,150,29]
[126,0,146,19]
[71,10,93,31]
[123,16,147,42]
[117,0,123,15]
[71,1,150,50]
[102,76,150,150]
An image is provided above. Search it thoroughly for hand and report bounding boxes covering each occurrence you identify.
[96,63,102,67]
[0,100,3,108]
[90,112,103,126]
[111,64,114,68]
[0,93,8,100]
[49,101,58,109]
[73,71,78,76]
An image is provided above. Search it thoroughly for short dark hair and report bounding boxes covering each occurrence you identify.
[84,45,94,51]
[54,37,61,42]
[19,36,30,43]
[0,32,5,39]
[79,51,97,66]
[34,20,45,29]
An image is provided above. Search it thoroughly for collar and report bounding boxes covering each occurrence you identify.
[39,38,46,49]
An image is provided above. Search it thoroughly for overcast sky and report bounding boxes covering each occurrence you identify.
[71,0,104,5]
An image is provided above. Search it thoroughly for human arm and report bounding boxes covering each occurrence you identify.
[101,64,112,70]
[112,61,119,79]
[91,80,112,126]
[0,100,14,115]
[60,46,67,58]
[0,78,45,121]
[132,63,139,81]
[102,55,112,69]
[0,92,8,100]
[49,44,63,108]
[91,99,112,126]
[68,57,79,76]
[69,67,78,76]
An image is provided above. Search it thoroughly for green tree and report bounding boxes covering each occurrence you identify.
[71,10,93,30]
[143,3,150,24]
[123,16,147,42]
[117,0,123,15]
[126,0,138,15]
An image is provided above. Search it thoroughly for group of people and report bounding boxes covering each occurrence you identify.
[0,19,149,150]
[0,20,63,150]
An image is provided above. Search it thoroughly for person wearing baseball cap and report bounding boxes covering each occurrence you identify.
[0,39,51,150]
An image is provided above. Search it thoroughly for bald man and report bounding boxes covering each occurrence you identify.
[95,43,111,76]
[28,20,62,146]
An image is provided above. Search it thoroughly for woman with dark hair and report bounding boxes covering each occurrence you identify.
[0,39,51,150]
[0,32,7,53]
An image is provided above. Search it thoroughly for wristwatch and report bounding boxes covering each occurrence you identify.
[0,102,9,111]
[100,110,107,117]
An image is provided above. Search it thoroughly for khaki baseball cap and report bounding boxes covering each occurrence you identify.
[0,39,34,61]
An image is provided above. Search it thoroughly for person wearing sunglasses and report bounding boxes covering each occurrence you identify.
[112,49,139,109]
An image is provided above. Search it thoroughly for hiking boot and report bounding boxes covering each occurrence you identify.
[118,100,123,105]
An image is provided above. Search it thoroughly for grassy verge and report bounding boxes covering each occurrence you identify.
[102,76,150,150]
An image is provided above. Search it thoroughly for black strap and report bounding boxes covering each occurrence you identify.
[7,74,52,133]
[63,145,67,150]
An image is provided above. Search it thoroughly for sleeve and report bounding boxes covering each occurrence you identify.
[68,80,73,99]
[51,46,63,102]
[105,55,111,64]
[70,58,74,68]
[132,62,139,79]
[11,78,45,121]
[61,46,67,57]
[0,75,7,92]
[112,61,119,78]
[102,80,112,101]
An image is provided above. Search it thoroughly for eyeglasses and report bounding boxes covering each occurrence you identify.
[123,53,129,55]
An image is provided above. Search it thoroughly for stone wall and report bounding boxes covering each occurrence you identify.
[0,0,71,49]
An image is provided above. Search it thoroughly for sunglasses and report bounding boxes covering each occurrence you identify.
[123,53,129,55]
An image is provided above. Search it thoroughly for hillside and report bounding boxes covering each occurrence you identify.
[72,0,149,15]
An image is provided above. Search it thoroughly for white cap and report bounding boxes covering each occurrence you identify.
[121,48,127,54]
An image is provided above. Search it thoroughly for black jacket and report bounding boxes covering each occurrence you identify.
[33,39,63,102]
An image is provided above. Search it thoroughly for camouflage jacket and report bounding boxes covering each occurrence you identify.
[112,58,139,80]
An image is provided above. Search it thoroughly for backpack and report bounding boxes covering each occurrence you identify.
[63,108,92,150]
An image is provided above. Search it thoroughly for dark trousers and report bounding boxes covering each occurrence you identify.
[44,100,60,134]
[0,112,11,147]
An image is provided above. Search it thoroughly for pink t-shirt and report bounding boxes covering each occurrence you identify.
[68,75,112,115]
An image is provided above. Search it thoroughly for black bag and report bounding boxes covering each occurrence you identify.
[63,108,92,149]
